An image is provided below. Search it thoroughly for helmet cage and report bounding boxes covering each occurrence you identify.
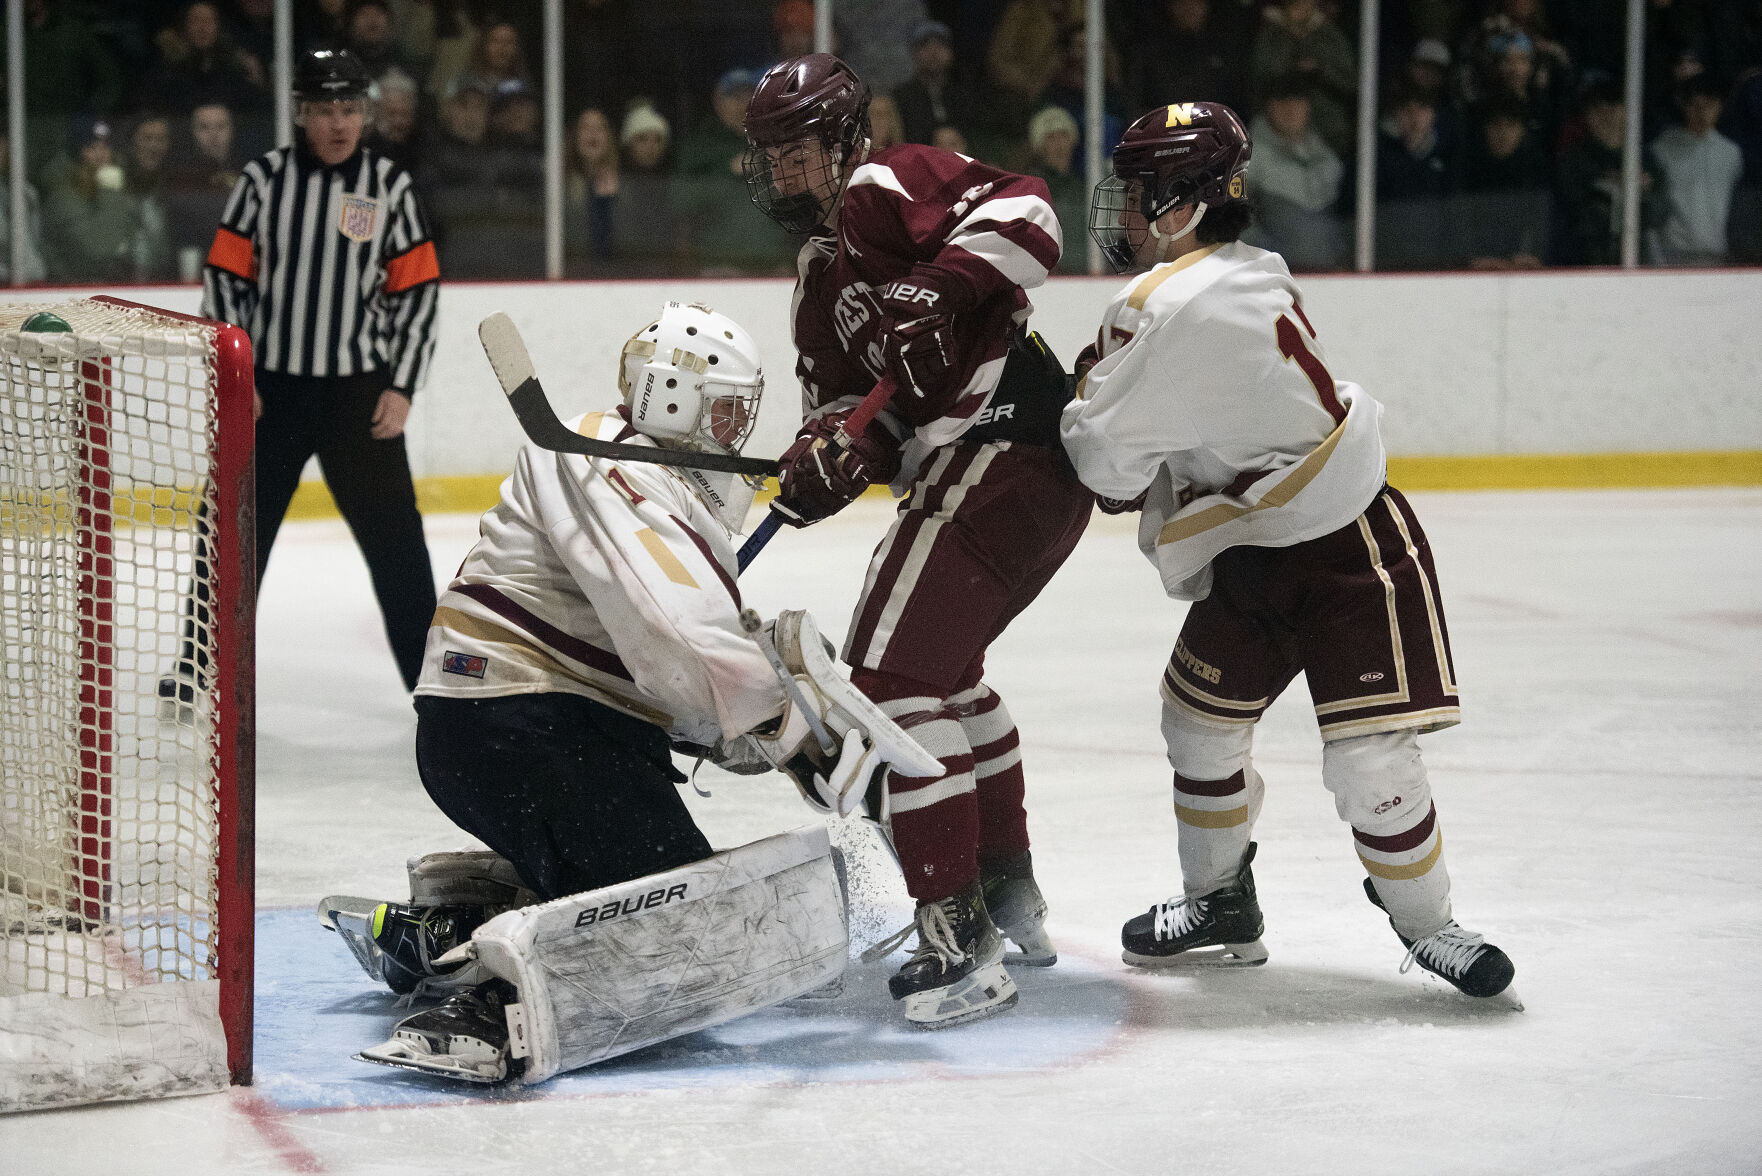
[618,303,764,458]
[1088,172,1211,272]
[742,141,851,235]
[743,55,871,233]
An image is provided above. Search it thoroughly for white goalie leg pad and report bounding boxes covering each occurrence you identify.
[466,825,847,1083]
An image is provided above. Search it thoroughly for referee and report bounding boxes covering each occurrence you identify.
[202,49,440,691]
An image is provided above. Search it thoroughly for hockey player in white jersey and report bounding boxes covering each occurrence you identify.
[1059,104,1516,1002]
[319,302,944,1082]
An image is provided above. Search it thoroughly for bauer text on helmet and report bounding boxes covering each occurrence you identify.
[619,303,764,455]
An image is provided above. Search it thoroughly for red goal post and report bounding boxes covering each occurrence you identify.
[0,296,255,1112]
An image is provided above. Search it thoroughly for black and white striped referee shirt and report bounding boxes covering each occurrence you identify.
[201,143,439,393]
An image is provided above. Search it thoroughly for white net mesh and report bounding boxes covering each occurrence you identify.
[1,300,226,1003]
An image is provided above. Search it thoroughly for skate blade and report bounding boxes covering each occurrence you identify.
[999,922,1058,967]
[316,894,384,932]
[318,898,392,984]
[903,962,1019,1029]
[1123,939,1269,970]
[1480,985,1524,1013]
[355,1032,507,1084]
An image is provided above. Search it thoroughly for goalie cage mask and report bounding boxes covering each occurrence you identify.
[743,53,871,234]
[619,302,766,530]
[1089,101,1251,272]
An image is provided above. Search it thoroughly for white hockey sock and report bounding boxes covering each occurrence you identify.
[1174,768,1264,897]
[1324,732,1453,938]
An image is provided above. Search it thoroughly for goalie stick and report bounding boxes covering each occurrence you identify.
[478,313,780,478]
[736,376,900,571]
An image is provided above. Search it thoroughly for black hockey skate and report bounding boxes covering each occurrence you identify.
[356,981,520,1084]
[1364,879,1517,1000]
[319,898,485,995]
[981,851,1057,967]
[1121,842,1268,968]
[887,880,1018,1028]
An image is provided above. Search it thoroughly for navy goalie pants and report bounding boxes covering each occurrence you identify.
[413,692,712,901]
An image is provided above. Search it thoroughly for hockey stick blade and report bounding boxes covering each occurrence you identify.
[478,313,779,478]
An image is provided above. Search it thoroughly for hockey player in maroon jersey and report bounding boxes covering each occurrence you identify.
[742,53,1093,1027]
[1060,103,1516,1002]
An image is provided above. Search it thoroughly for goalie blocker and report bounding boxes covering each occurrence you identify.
[357,826,846,1083]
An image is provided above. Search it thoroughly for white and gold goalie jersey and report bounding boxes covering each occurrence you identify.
[414,409,784,747]
[1059,240,1389,601]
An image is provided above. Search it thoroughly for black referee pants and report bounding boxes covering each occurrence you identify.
[412,693,713,901]
[255,367,437,690]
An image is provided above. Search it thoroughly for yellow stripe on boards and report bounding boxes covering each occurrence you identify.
[1387,451,1762,491]
[275,451,1762,522]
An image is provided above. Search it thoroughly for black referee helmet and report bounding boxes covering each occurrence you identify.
[293,49,373,102]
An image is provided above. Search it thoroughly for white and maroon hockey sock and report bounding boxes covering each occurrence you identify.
[854,670,980,901]
[1323,731,1454,938]
[1174,768,1264,896]
[950,682,1031,864]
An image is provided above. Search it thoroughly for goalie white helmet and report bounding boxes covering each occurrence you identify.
[620,302,763,455]
[619,302,766,531]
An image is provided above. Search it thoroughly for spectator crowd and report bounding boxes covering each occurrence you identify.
[4,0,1760,283]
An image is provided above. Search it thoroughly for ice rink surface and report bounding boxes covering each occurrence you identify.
[4,487,1759,1175]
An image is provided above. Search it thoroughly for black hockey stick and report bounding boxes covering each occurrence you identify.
[478,313,781,478]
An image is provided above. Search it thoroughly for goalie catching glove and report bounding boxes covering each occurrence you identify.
[773,409,901,527]
[735,609,942,815]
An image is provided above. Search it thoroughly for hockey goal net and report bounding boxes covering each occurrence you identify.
[0,296,254,1112]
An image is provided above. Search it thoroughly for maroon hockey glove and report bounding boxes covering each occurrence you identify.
[1097,490,1148,515]
[878,267,971,404]
[773,410,902,528]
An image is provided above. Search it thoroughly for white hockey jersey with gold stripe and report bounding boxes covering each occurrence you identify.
[413,409,784,746]
[1059,241,1388,600]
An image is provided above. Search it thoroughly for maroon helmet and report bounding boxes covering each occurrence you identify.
[743,54,871,233]
[1089,102,1252,271]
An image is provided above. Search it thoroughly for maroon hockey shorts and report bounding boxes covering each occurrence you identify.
[1161,486,1461,741]
[845,440,1093,693]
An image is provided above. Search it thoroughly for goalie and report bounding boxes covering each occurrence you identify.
[320,302,940,1083]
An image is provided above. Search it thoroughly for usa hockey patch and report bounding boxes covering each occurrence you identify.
[441,651,487,678]
[338,194,380,242]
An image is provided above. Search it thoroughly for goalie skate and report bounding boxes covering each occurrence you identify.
[355,984,519,1084]
[318,896,488,996]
